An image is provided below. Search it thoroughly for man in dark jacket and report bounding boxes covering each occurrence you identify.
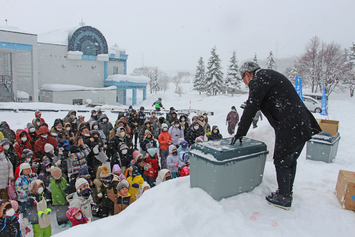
[231,61,321,210]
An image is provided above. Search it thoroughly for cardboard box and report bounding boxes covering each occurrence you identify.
[317,119,339,137]
[335,170,355,211]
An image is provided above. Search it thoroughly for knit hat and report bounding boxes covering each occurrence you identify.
[51,167,62,180]
[162,123,168,129]
[27,122,35,130]
[75,178,89,191]
[112,164,122,173]
[116,180,129,191]
[44,143,54,153]
[128,165,139,178]
[78,167,89,177]
[132,151,143,161]
[195,136,204,142]
[140,181,150,193]
[147,148,157,157]
[119,143,128,151]
[144,130,152,138]
[100,166,112,181]
[19,163,31,175]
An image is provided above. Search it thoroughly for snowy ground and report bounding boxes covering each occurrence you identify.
[1,83,355,237]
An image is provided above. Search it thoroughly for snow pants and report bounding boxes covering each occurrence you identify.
[32,224,51,237]
[227,123,236,135]
[274,143,305,198]
[159,149,169,169]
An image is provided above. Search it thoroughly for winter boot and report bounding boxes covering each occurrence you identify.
[266,193,292,210]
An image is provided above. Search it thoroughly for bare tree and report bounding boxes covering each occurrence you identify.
[175,85,183,97]
[131,66,169,94]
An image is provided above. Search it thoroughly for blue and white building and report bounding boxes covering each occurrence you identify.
[0,23,149,105]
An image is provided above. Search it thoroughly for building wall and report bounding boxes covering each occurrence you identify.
[37,43,105,88]
[39,89,116,105]
[0,30,38,101]
[107,61,125,77]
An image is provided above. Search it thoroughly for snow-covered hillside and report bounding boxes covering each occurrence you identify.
[1,83,355,237]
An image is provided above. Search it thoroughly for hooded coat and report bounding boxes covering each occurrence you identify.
[98,114,113,140]
[156,169,170,185]
[0,138,19,173]
[66,179,94,220]
[0,152,13,189]
[208,125,223,141]
[167,145,181,173]
[158,126,172,151]
[0,122,16,144]
[106,187,132,215]
[66,207,88,227]
[49,176,68,206]
[236,69,321,159]
[13,129,33,160]
[168,124,184,146]
[15,170,36,202]
[126,166,144,202]
[185,122,204,146]
[34,126,58,160]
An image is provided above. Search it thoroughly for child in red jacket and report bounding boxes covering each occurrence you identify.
[66,207,88,227]
[143,148,159,187]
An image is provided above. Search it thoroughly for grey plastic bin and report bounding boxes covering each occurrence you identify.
[306,133,341,163]
[189,137,269,201]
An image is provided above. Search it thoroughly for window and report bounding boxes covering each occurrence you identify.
[113,66,118,75]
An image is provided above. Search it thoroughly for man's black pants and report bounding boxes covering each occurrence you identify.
[274,143,305,197]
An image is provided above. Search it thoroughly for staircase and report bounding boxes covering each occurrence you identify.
[0,83,15,102]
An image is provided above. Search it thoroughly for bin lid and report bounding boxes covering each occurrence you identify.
[310,132,340,144]
[189,137,268,163]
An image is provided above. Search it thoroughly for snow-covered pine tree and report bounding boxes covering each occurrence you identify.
[193,57,206,95]
[266,51,277,70]
[253,53,258,64]
[225,51,241,96]
[151,68,160,93]
[205,47,224,96]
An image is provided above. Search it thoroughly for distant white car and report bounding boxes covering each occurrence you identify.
[303,95,322,113]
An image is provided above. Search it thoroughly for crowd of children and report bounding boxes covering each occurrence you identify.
[0,106,224,237]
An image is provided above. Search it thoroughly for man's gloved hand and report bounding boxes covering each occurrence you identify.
[132,183,139,188]
[230,135,243,145]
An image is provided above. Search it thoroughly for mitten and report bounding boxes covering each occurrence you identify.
[45,208,52,215]
[132,183,139,188]
[38,211,44,218]
[93,146,99,154]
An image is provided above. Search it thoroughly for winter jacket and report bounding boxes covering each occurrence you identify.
[167,145,181,173]
[179,165,190,177]
[0,215,20,237]
[66,192,94,220]
[34,126,58,160]
[156,169,170,185]
[107,188,133,215]
[66,207,88,227]
[38,161,52,189]
[185,122,204,146]
[236,69,321,159]
[144,155,159,178]
[149,116,159,126]
[15,174,35,202]
[126,175,144,202]
[208,126,223,141]
[13,129,33,160]
[0,138,19,173]
[0,153,14,189]
[50,177,68,206]
[140,137,157,152]
[168,125,184,146]
[158,132,172,151]
[0,122,16,144]
[69,144,91,173]
[99,115,113,141]
[26,191,51,226]
[226,110,239,126]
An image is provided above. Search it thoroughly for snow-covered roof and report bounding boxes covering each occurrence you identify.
[37,27,77,45]
[0,25,36,35]
[106,75,150,83]
[41,84,116,92]
[17,90,29,98]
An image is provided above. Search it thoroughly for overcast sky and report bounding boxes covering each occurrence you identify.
[1,0,354,75]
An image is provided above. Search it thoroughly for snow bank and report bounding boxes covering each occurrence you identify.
[106,74,150,83]
[41,84,116,92]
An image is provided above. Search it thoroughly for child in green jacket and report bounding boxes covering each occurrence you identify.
[50,167,69,227]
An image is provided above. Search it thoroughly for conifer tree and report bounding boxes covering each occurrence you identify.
[253,53,258,64]
[193,57,206,95]
[266,51,277,70]
[205,47,224,96]
[225,51,242,96]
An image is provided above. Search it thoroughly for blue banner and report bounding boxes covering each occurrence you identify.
[295,76,303,101]
[321,84,328,116]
